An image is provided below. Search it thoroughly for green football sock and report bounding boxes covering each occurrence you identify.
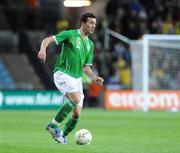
[50,119,60,129]
[63,116,79,136]
[54,99,76,124]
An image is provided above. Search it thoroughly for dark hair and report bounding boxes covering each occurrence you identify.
[80,12,96,23]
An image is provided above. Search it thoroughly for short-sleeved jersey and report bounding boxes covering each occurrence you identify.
[53,29,94,78]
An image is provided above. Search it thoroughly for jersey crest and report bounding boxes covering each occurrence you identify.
[87,45,90,52]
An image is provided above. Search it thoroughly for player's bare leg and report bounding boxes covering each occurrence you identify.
[60,93,82,144]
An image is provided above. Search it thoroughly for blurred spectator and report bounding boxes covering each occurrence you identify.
[87,81,103,107]
[162,14,176,34]
[119,65,131,88]
[175,21,180,34]
[56,18,69,31]
[151,16,163,33]
[114,42,126,55]
[26,0,39,8]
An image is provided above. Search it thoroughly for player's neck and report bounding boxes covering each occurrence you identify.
[80,28,88,39]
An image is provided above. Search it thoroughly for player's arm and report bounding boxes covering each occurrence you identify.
[84,65,104,86]
[38,36,55,63]
[38,30,74,63]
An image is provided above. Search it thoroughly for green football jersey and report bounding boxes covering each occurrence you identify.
[53,29,94,78]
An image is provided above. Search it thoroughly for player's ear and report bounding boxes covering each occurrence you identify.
[81,21,86,26]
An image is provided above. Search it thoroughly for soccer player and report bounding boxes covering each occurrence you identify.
[38,12,104,144]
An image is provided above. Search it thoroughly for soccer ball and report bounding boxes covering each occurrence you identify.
[74,129,92,145]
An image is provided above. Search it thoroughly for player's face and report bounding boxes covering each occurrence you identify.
[84,17,96,34]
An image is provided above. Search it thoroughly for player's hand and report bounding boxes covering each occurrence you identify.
[94,76,104,86]
[38,50,46,63]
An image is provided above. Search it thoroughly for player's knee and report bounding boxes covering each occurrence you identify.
[72,96,81,104]
[67,93,81,104]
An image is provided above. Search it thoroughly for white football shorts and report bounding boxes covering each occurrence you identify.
[53,70,84,107]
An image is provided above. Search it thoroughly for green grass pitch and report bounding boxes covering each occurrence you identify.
[0,109,180,153]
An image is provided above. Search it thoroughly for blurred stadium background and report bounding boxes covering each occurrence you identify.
[0,0,180,110]
[0,0,180,153]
